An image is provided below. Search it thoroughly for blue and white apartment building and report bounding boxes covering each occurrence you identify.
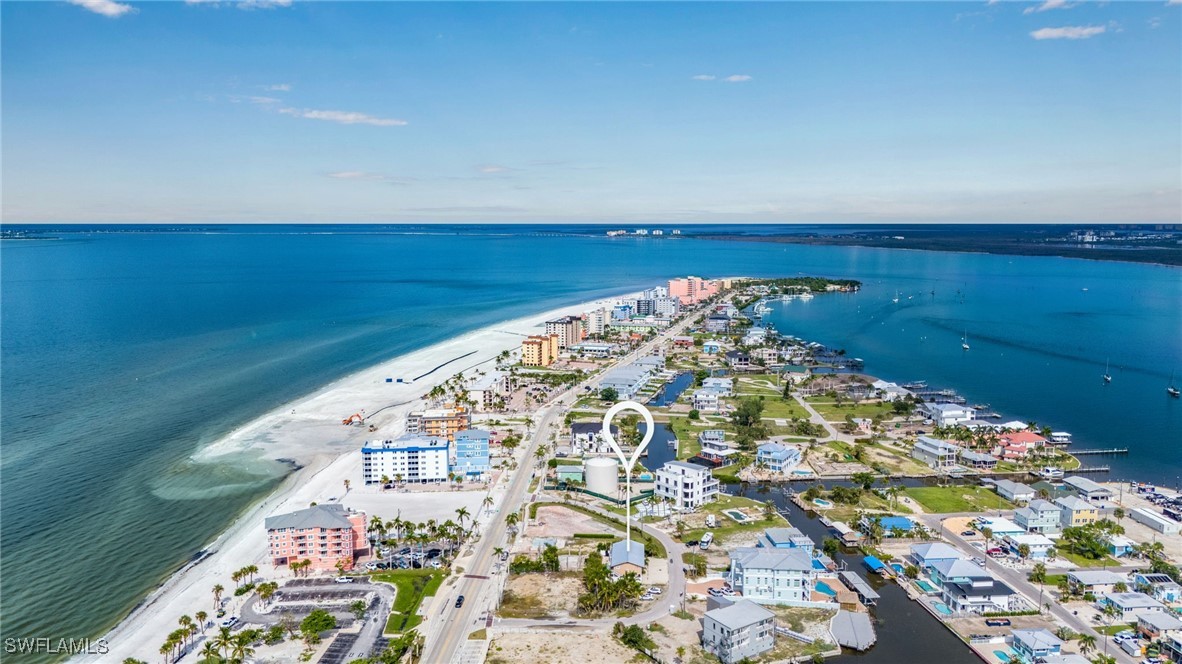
[362,434,450,484]
[453,429,491,478]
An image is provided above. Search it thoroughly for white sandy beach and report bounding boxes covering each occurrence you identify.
[80,290,640,663]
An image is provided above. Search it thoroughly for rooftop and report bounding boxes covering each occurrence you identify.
[1013,628,1063,651]
[704,598,774,631]
[1055,495,1095,511]
[911,542,964,562]
[1063,476,1111,494]
[731,546,814,573]
[1067,570,1127,585]
[1102,592,1166,609]
[265,503,357,531]
[363,434,449,452]
[609,539,646,569]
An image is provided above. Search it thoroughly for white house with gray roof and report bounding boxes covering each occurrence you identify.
[993,479,1035,503]
[701,599,776,664]
[728,547,818,605]
[655,461,719,510]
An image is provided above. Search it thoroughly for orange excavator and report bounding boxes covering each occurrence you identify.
[342,413,364,426]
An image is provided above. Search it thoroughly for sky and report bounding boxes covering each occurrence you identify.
[2,1,1180,223]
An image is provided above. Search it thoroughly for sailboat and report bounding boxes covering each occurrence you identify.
[1103,359,1111,384]
[892,290,900,304]
[961,330,970,351]
[1169,371,1180,398]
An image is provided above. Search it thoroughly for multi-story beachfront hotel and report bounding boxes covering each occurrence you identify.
[264,503,368,571]
[361,434,450,484]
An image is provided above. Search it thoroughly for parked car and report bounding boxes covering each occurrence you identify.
[648,587,662,595]
[707,588,723,597]
[428,561,443,569]
[335,576,355,583]
[220,616,240,628]
[961,530,977,537]
[984,618,1010,627]
[986,548,1005,556]
[455,595,465,608]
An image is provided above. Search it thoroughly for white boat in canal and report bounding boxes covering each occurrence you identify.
[1038,467,1064,479]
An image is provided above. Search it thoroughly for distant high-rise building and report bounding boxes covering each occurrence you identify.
[585,308,608,336]
[545,315,585,348]
[522,333,559,366]
[668,276,719,305]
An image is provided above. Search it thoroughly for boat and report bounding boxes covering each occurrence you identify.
[892,291,900,304]
[961,330,970,351]
[1103,358,1112,384]
[700,532,714,550]
[1170,371,1181,398]
[1038,467,1064,480]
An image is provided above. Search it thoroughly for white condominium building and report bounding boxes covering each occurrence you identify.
[655,461,720,510]
[362,434,450,484]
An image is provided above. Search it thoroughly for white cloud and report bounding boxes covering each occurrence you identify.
[264,83,291,92]
[248,96,280,105]
[67,0,136,17]
[691,74,716,81]
[724,74,753,83]
[278,108,407,126]
[476,165,512,174]
[1024,0,1073,14]
[1168,0,1181,6]
[1029,25,1106,39]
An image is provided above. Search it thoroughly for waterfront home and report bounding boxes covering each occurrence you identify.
[1130,507,1182,534]
[1133,573,1182,603]
[922,403,975,426]
[692,388,723,413]
[702,340,722,354]
[1055,496,1100,528]
[974,516,1025,538]
[608,539,646,575]
[910,542,964,571]
[724,350,751,371]
[633,353,666,372]
[406,404,471,441]
[958,448,998,470]
[466,372,510,412]
[751,347,779,365]
[1040,655,1091,664]
[1106,534,1135,558]
[265,504,368,571]
[1067,570,1128,596]
[759,527,815,553]
[728,547,817,605]
[1011,629,1063,662]
[1003,532,1054,559]
[993,479,1036,503]
[701,599,776,664]
[1014,499,1062,534]
[570,422,620,456]
[1138,612,1182,641]
[869,515,916,537]
[934,562,1017,614]
[994,430,1046,460]
[1166,634,1182,664]
[701,377,734,395]
[870,380,912,402]
[521,333,560,367]
[742,327,769,346]
[911,436,960,470]
[1096,592,1168,619]
[362,434,450,485]
[699,431,738,466]
[600,364,654,401]
[452,429,491,478]
[756,442,802,474]
[654,461,720,510]
[1063,476,1114,504]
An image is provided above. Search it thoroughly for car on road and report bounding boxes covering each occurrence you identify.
[335,576,355,583]
[220,616,240,628]
[972,557,987,567]
[649,587,662,595]
[455,595,465,608]
[961,530,977,536]
[984,618,1010,627]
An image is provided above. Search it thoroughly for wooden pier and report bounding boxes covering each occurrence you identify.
[1070,448,1129,455]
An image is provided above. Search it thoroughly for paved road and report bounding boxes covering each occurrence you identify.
[421,307,700,662]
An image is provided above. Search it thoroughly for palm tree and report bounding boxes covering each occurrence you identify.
[1100,603,1121,654]
[212,584,224,611]
[231,633,255,662]
[215,627,234,659]
[198,641,220,663]
[343,478,351,494]
[455,507,471,531]
[1029,562,1047,613]
[195,611,208,633]
[505,511,521,533]
[493,547,505,561]
[482,495,494,515]
[1078,634,1097,656]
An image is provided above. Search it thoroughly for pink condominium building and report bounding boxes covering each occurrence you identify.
[265,503,368,571]
[667,276,719,305]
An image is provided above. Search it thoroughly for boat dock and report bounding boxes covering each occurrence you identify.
[1070,448,1129,455]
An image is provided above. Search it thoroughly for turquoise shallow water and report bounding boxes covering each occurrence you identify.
[1,224,1178,658]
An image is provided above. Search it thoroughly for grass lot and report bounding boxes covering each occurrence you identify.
[680,494,785,545]
[759,606,837,661]
[903,486,1014,513]
[757,398,810,420]
[807,399,898,421]
[468,629,487,640]
[1042,574,1067,586]
[498,589,551,619]
[370,569,444,634]
[668,416,706,459]
[1057,550,1120,568]
[823,490,914,523]
[1094,623,1136,636]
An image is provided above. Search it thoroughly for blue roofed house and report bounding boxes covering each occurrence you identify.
[910,543,964,572]
[609,540,646,576]
[453,429,491,478]
[759,527,815,553]
[911,436,961,470]
[757,443,802,474]
[1012,629,1063,662]
[728,547,818,605]
[1014,499,1063,535]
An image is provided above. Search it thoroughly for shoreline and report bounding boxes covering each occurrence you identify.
[80,287,644,663]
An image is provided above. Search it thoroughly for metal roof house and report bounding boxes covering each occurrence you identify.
[701,599,776,664]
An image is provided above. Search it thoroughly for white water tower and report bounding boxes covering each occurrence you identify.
[585,457,619,497]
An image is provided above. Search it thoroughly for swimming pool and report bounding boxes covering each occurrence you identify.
[993,650,1011,663]
[915,580,938,593]
[815,581,838,596]
[724,509,749,523]
[890,563,905,574]
[792,469,814,476]
[932,601,953,616]
[812,498,833,507]
[812,559,827,570]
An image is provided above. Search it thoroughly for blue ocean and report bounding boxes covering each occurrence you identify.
[1,225,1179,657]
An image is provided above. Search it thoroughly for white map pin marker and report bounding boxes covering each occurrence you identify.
[601,400,654,552]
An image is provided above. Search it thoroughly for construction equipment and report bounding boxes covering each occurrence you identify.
[342,413,364,426]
